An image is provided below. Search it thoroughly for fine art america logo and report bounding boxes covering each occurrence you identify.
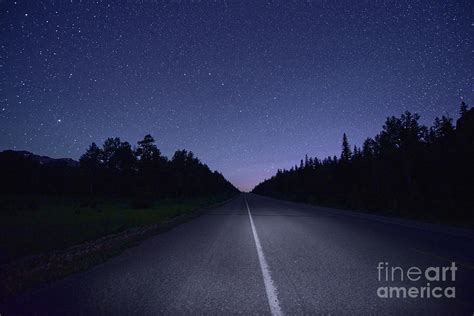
[377,262,457,299]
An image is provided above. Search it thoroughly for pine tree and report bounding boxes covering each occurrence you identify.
[80,142,103,169]
[460,100,468,117]
[136,134,161,162]
[341,133,352,161]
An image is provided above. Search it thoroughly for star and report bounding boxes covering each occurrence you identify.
[0,0,470,192]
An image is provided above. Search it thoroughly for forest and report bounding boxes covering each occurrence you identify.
[0,135,239,291]
[253,102,474,226]
[0,134,238,205]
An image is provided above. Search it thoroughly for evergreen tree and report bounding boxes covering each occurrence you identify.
[102,137,122,169]
[79,142,103,169]
[362,138,376,157]
[136,134,161,162]
[341,133,352,161]
[253,105,473,225]
[460,100,468,116]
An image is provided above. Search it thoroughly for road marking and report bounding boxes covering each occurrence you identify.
[245,197,283,316]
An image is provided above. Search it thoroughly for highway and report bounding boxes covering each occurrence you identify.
[2,193,473,315]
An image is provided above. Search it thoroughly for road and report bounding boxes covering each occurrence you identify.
[2,193,473,315]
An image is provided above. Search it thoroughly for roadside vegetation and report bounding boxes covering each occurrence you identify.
[0,134,238,264]
[253,102,473,227]
[0,194,233,263]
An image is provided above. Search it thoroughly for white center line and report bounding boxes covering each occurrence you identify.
[245,197,283,316]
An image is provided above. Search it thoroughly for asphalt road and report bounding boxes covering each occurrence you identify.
[2,193,473,315]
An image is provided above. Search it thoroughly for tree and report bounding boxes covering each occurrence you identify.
[102,137,122,169]
[399,111,427,146]
[79,142,103,169]
[136,134,161,162]
[377,112,426,156]
[1,135,238,199]
[341,133,352,162]
[101,137,136,172]
[362,138,376,158]
[115,141,136,172]
[79,142,104,195]
[253,105,474,225]
[460,100,468,117]
[429,116,454,141]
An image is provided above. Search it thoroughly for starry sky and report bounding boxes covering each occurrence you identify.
[0,1,472,191]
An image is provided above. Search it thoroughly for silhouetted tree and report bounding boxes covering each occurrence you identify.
[79,142,103,169]
[460,101,468,116]
[0,134,238,201]
[79,142,104,194]
[362,138,377,157]
[253,103,474,226]
[135,134,161,162]
[341,133,352,162]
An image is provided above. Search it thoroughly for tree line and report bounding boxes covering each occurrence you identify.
[253,102,473,224]
[0,134,238,205]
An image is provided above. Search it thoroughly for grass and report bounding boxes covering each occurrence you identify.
[0,194,233,263]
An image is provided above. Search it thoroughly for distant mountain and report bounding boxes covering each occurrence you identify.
[0,150,79,167]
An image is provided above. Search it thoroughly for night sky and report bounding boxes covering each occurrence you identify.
[1,1,471,191]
